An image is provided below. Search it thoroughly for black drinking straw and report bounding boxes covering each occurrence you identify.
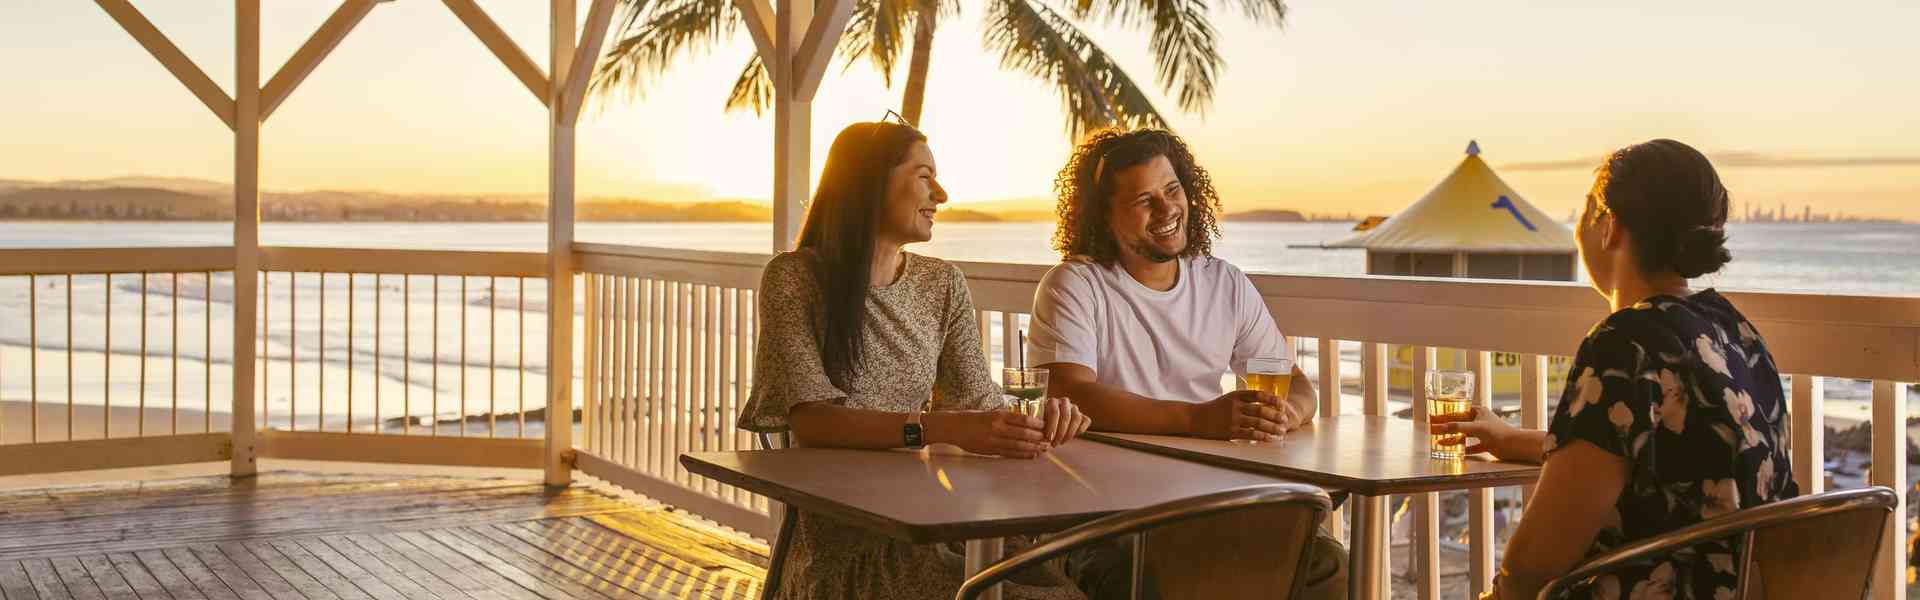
[1017,331,1026,370]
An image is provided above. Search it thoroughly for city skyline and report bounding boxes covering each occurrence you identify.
[2,1,1917,221]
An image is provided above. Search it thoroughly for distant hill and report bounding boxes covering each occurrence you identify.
[937,208,1001,222]
[1225,209,1308,222]
[0,186,228,220]
[0,177,776,222]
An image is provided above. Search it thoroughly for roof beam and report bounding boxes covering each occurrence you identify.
[559,0,619,124]
[260,0,377,121]
[94,0,236,130]
[731,0,779,83]
[443,0,551,106]
[792,0,854,99]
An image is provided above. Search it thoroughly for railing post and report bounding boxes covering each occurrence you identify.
[543,0,578,487]
[1410,346,1440,600]
[1790,374,1825,494]
[230,0,260,477]
[1871,380,1905,600]
[1468,350,1495,597]
[1519,354,1548,506]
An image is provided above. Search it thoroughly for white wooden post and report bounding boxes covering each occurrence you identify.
[1410,346,1439,600]
[1520,354,1548,506]
[540,0,619,487]
[544,0,578,486]
[1468,350,1496,597]
[770,0,811,253]
[231,0,260,477]
[1871,380,1905,600]
[1790,375,1825,493]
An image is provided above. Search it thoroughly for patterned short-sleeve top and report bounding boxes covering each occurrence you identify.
[1546,290,1798,600]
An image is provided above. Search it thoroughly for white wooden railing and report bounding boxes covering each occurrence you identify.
[0,247,235,474]
[252,247,550,468]
[5,244,1913,598]
[0,246,554,474]
[570,244,770,536]
[575,245,1920,599]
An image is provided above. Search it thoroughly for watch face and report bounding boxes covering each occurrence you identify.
[903,423,925,448]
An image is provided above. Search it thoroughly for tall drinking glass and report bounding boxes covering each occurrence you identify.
[1426,370,1475,459]
[1236,356,1294,444]
[1001,367,1049,420]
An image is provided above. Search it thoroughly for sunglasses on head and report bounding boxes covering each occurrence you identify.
[868,109,917,143]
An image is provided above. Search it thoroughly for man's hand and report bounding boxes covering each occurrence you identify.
[1039,396,1093,446]
[1190,390,1288,441]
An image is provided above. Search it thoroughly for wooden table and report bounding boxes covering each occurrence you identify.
[1085,416,1542,600]
[683,440,1290,600]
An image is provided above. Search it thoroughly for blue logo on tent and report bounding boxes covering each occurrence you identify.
[1491,196,1536,231]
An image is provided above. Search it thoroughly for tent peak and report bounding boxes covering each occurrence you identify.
[1466,140,1481,156]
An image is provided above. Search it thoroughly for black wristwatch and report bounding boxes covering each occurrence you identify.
[903,411,926,448]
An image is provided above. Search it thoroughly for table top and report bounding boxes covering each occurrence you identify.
[1082,415,1541,496]
[681,439,1291,544]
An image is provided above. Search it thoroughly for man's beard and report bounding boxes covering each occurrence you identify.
[1131,239,1180,263]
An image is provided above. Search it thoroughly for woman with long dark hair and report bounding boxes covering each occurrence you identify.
[1437,139,1797,600]
[737,118,1091,599]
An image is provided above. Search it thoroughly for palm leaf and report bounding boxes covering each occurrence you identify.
[1065,0,1283,113]
[1146,0,1220,112]
[835,0,914,85]
[983,0,1169,137]
[724,54,776,114]
[591,0,742,102]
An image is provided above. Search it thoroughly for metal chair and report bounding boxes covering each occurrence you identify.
[956,483,1333,600]
[1538,486,1899,600]
[756,431,794,600]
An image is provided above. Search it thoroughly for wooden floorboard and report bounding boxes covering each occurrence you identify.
[0,472,770,600]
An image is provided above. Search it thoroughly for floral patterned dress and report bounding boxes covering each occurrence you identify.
[1545,290,1798,600]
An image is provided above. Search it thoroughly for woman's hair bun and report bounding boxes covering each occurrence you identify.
[1669,225,1731,278]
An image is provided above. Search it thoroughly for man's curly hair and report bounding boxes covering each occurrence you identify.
[1051,129,1223,265]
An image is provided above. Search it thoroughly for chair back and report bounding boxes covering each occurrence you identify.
[1538,486,1898,600]
[956,483,1332,600]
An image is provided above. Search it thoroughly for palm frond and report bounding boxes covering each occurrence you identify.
[834,0,913,86]
[1061,0,1283,113]
[591,0,742,102]
[724,54,776,114]
[1067,0,1282,27]
[983,0,1169,138]
[1146,0,1220,113]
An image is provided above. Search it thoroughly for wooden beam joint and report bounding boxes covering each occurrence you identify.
[260,0,378,120]
[94,0,237,130]
[444,0,553,106]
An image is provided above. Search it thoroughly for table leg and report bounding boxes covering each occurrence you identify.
[1349,494,1387,600]
[965,537,1006,600]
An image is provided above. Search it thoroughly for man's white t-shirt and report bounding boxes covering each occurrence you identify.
[1027,255,1290,403]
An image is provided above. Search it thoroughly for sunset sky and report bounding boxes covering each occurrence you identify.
[2,0,1917,220]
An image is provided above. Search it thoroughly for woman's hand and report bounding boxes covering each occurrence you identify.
[1431,405,1540,463]
[1041,396,1093,446]
[929,411,1051,458]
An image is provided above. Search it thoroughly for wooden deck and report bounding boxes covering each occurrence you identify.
[0,471,768,600]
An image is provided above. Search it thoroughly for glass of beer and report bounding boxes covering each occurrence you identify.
[1426,370,1475,460]
[1237,356,1294,444]
[1002,367,1049,420]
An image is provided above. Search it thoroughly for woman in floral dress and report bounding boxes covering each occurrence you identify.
[1436,139,1797,600]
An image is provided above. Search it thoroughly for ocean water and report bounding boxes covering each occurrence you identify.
[7,220,1912,293]
[0,221,1912,439]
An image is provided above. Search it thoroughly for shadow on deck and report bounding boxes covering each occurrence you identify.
[0,471,767,600]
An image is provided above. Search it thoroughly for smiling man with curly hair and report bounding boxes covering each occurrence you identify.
[1028,128,1344,599]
